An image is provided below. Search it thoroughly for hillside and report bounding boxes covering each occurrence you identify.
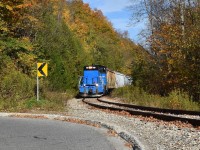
[0,0,143,110]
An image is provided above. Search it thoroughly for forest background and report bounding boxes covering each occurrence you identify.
[0,0,199,112]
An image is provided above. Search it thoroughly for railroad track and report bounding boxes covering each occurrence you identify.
[82,97,200,127]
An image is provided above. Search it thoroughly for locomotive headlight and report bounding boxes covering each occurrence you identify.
[95,84,98,87]
[83,84,86,87]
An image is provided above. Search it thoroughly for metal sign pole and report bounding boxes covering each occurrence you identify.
[36,62,48,101]
[37,63,39,101]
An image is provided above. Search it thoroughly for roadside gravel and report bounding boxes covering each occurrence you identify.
[67,98,200,150]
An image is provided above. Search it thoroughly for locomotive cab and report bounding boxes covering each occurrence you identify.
[78,65,107,97]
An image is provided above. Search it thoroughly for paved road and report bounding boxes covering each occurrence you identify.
[0,117,128,150]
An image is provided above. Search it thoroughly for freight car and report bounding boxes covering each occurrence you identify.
[78,65,131,97]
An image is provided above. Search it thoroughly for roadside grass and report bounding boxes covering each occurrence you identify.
[0,90,76,113]
[110,86,200,111]
[0,69,76,113]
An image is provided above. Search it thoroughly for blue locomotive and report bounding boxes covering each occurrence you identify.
[78,65,131,97]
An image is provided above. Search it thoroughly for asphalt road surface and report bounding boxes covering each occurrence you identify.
[0,117,129,150]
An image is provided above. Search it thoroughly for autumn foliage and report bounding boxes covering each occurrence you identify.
[1,0,198,110]
[131,0,200,102]
[0,0,138,104]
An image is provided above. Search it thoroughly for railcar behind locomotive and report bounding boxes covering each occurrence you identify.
[78,65,131,97]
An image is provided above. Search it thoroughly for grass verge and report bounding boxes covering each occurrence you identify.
[0,69,77,113]
[0,89,76,113]
[110,86,200,111]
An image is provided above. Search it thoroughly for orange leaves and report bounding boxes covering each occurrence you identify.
[15,3,32,9]
[159,49,168,54]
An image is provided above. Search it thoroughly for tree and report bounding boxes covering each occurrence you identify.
[0,0,36,75]
[130,0,200,101]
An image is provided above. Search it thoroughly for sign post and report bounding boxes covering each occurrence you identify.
[37,62,48,101]
[37,63,39,101]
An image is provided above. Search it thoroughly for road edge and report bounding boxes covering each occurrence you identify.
[0,112,143,150]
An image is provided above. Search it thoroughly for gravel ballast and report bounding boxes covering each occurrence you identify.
[67,98,200,150]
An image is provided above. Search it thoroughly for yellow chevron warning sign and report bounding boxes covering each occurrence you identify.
[37,63,48,77]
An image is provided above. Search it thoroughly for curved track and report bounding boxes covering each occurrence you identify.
[82,98,200,127]
[98,98,200,116]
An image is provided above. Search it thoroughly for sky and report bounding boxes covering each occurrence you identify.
[82,0,146,43]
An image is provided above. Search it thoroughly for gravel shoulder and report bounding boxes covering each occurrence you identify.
[67,98,200,150]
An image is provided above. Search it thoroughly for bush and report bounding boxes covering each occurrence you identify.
[0,69,77,112]
[165,90,199,110]
[0,70,35,101]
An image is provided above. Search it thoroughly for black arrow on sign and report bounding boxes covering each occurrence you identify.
[38,63,46,76]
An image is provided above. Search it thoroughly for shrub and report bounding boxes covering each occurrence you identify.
[0,70,35,101]
[0,69,76,112]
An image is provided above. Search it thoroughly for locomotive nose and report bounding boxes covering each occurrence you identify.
[89,89,92,93]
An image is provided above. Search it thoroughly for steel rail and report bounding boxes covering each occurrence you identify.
[98,98,200,116]
[83,99,200,127]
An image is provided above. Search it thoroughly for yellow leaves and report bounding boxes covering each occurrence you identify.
[62,10,70,22]
[0,18,8,32]
[159,49,167,54]
[168,59,174,65]
[20,37,33,51]
[5,5,13,11]
[18,52,35,65]
[0,2,4,7]
[25,15,38,22]
[21,37,30,42]
[0,27,8,32]
[0,2,32,14]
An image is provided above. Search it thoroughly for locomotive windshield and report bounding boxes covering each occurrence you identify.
[84,66,98,70]
[84,65,106,73]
